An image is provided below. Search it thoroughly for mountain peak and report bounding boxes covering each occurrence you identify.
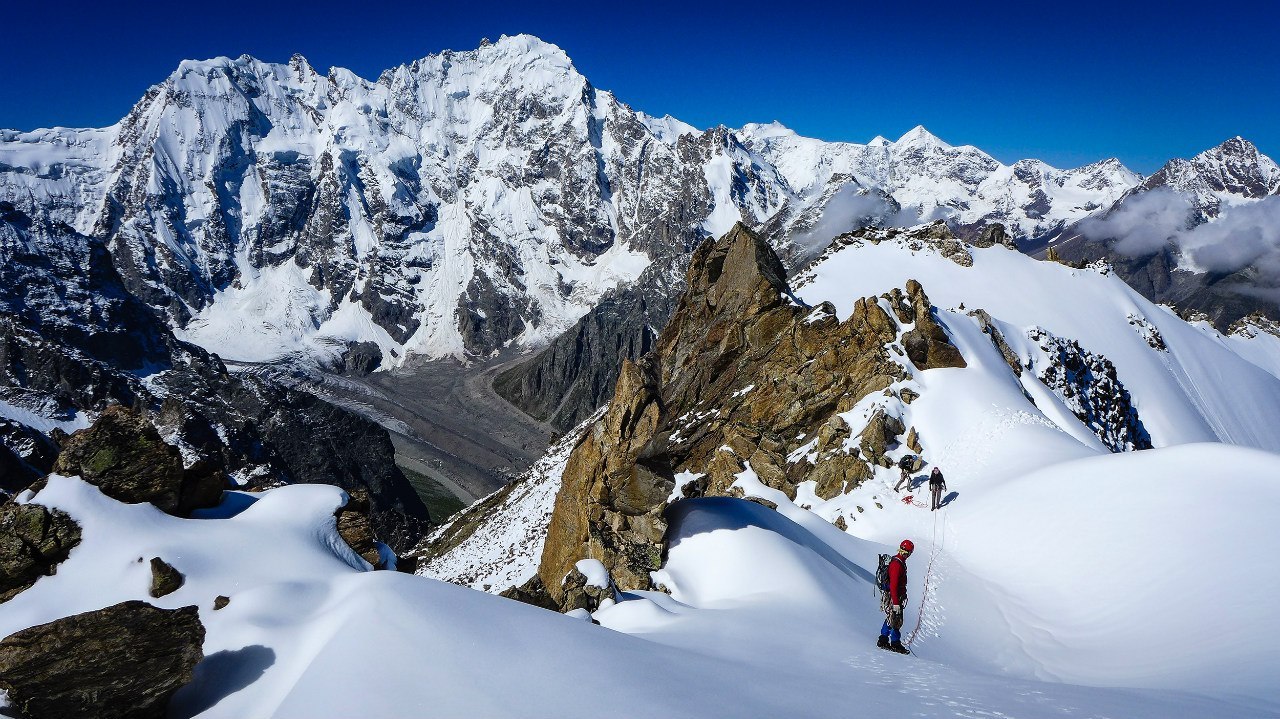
[739,121,796,140]
[895,124,950,149]
[1198,135,1262,162]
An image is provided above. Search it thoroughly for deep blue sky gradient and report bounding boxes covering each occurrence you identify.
[3,0,1277,173]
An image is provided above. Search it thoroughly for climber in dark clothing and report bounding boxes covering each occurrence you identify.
[878,539,913,654]
[895,455,914,492]
[929,467,947,510]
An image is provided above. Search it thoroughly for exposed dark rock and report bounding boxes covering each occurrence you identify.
[0,600,204,719]
[0,419,59,493]
[339,341,383,376]
[969,309,1023,376]
[213,595,230,610]
[335,488,382,567]
[902,279,967,370]
[50,406,224,516]
[1029,328,1152,452]
[560,564,616,613]
[0,503,81,602]
[969,223,1018,250]
[148,557,184,598]
[499,574,559,611]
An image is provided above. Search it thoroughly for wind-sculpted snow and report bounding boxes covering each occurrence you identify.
[3,469,1273,717]
[1,35,1150,371]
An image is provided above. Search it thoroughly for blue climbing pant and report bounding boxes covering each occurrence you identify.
[880,619,900,643]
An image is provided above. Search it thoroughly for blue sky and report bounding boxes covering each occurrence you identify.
[3,0,1276,173]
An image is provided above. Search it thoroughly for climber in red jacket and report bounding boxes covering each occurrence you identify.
[878,539,913,654]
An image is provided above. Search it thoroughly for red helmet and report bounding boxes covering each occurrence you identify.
[899,539,915,554]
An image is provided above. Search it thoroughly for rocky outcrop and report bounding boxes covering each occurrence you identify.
[538,224,964,605]
[50,406,224,516]
[0,502,81,602]
[0,600,204,719]
[969,222,1018,250]
[901,279,968,370]
[499,575,559,611]
[1029,328,1152,452]
[335,488,383,567]
[148,557,184,598]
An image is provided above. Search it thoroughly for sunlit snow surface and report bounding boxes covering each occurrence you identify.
[3,472,1275,717]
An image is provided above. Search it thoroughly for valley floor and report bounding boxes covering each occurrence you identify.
[240,353,556,514]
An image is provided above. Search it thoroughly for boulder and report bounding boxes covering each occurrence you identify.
[499,575,559,611]
[0,502,81,602]
[148,557,184,598]
[0,600,204,719]
[50,406,224,516]
[970,222,1018,250]
[560,561,616,613]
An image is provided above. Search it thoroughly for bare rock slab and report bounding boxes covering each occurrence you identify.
[0,600,205,719]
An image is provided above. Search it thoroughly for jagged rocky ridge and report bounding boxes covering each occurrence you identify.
[534,223,965,604]
[416,221,1248,609]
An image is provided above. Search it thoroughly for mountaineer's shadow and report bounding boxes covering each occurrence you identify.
[169,644,276,718]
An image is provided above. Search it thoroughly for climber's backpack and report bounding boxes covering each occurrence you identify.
[875,553,905,612]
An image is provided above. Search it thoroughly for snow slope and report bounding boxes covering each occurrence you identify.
[793,229,1280,453]
[4,472,1272,718]
[421,226,1280,715]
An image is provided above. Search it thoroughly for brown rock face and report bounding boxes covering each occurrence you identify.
[50,406,225,516]
[0,502,81,602]
[0,600,205,719]
[902,280,967,371]
[538,223,965,605]
[335,488,383,567]
[148,557,184,598]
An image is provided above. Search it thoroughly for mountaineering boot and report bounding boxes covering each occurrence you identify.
[889,640,910,654]
[877,635,890,649]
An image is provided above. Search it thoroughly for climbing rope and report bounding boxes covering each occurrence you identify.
[906,509,945,651]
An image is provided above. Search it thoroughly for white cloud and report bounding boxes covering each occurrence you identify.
[1081,189,1280,285]
[1078,188,1192,256]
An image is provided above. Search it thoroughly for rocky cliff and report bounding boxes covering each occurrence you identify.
[537,223,964,603]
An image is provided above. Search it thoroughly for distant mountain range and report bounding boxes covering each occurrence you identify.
[1,34,1275,425]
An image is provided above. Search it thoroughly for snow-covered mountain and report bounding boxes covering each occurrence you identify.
[1139,135,1280,221]
[738,121,1139,241]
[0,34,1146,372]
[1050,137,1280,329]
[429,223,1280,713]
